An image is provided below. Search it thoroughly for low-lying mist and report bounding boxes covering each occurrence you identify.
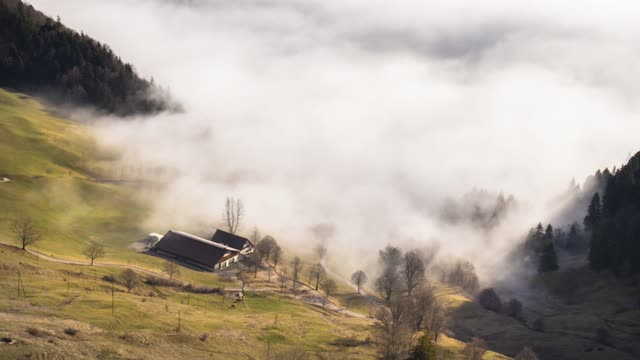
[30,0,640,283]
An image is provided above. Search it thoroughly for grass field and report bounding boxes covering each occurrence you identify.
[0,89,231,288]
[0,243,378,359]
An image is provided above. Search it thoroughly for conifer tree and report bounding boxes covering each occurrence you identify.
[539,242,559,273]
[544,224,554,241]
[584,193,602,232]
[567,223,581,252]
[534,223,544,238]
[525,223,546,255]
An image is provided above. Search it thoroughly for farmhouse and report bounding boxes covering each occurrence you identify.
[210,229,254,254]
[152,230,241,271]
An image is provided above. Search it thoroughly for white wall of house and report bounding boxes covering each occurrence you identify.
[217,254,240,270]
[240,244,254,255]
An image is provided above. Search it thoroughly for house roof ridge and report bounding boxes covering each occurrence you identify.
[168,230,239,253]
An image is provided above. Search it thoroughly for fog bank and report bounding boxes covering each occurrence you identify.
[30,0,640,280]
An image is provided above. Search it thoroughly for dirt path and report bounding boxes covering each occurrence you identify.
[26,248,168,279]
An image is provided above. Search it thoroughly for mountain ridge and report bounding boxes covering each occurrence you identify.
[0,0,179,116]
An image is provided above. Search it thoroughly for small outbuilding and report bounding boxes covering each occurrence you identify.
[210,229,254,255]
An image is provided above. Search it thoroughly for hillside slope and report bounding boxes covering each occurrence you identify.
[0,244,380,359]
[0,88,379,359]
[0,88,156,264]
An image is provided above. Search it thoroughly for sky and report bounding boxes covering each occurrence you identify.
[29,0,640,279]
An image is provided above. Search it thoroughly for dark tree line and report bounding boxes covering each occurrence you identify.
[0,0,174,115]
[522,223,559,273]
[520,151,640,276]
[587,151,640,275]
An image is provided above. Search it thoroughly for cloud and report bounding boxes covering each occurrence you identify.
[29,0,640,280]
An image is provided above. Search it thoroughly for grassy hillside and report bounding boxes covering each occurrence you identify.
[0,244,378,359]
[0,94,378,358]
[0,88,225,286]
[0,88,146,258]
[0,88,515,359]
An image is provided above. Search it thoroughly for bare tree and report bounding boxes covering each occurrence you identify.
[310,222,334,263]
[321,279,337,308]
[246,251,261,278]
[447,259,479,293]
[379,245,402,269]
[402,250,425,296]
[426,303,448,341]
[10,217,40,250]
[307,266,314,285]
[278,268,289,293]
[420,244,439,270]
[350,270,368,294]
[256,235,278,262]
[376,266,399,304]
[376,297,413,360]
[290,256,304,296]
[222,197,243,234]
[310,263,326,290]
[249,226,261,246]
[83,240,105,265]
[120,269,140,293]
[162,261,181,280]
[315,242,327,263]
[410,284,436,331]
[272,246,283,269]
[463,338,487,360]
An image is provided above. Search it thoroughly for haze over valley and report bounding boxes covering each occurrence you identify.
[2,1,640,359]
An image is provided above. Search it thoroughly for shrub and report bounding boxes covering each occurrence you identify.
[64,328,79,336]
[145,276,181,288]
[101,274,116,283]
[446,260,480,293]
[26,327,41,337]
[506,298,524,321]
[408,332,436,360]
[183,284,221,294]
[330,337,368,347]
[120,269,140,293]
[199,333,209,342]
[477,288,502,313]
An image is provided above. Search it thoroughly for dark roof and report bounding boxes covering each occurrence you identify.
[211,229,252,251]
[153,230,238,268]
